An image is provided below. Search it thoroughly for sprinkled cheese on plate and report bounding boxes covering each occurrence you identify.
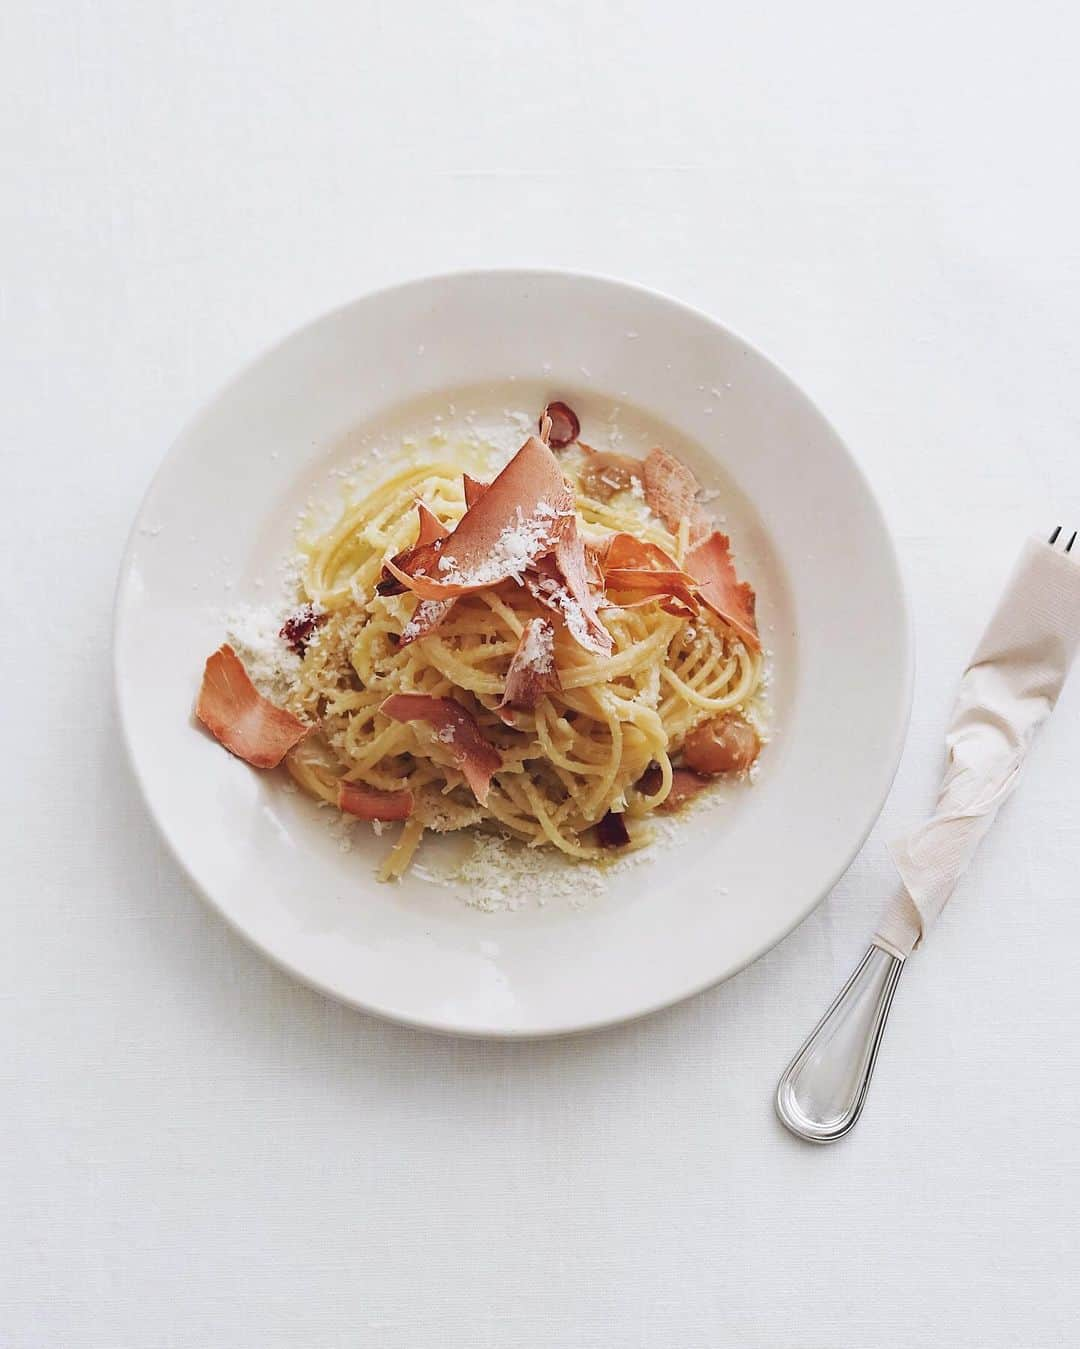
[223,605,300,701]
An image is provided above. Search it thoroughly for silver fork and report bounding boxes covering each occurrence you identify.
[775,525,1076,1143]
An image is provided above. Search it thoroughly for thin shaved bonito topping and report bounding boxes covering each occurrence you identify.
[554,530,613,655]
[379,693,502,805]
[642,447,697,531]
[393,501,457,644]
[414,500,450,546]
[541,400,579,448]
[602,532,700,615]
[462,474,488,509]
[523,536,614,658]
[685,531,760,651]
[383,436,575,600]
[582,541,605,589]
[195,644,309,769]
[398,597,457,647]
[578,450,642,502]
[604,571,701,617]
[338,780,415,821]
[604,566,698,591]
[602,532,689,576]
[377,500,450,597]
[642,447,710,541]
[656,593,699,619]
[498,617,560,719]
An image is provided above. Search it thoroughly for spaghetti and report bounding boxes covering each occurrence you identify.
[195,409,767,881]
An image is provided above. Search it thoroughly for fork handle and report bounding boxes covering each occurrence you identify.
[774,943,905,1143]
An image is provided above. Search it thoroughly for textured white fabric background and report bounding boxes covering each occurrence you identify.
[4,3,1080,1346]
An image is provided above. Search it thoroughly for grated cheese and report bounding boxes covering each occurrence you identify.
[418,817,688,913]
[435,507,560,588]
[420,834,606,912]
[518,618,554,675]
[223,604,300,701]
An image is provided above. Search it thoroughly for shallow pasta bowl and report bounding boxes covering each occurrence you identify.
[114,269,912,1038]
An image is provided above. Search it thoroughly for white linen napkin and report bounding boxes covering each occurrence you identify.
[875,536,1080,959]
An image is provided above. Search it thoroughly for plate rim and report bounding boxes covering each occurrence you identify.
[113,266,914,1039]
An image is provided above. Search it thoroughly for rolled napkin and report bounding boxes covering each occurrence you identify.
[875,535,1080,959]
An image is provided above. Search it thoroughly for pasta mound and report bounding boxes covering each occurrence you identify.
[280,446,764,880]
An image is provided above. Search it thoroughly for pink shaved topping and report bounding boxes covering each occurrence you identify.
[601,532,700,617]
[398,597,456,647]
[603,533,687,575]
[414,500,449,547]
[582,541,605,589]
[195,644,309,769]
[396,504,455,641]
[462,474,488,509]
[523,538,613,657]
[383,436,574,600]
[642,447,701,534]
[579,450,642,502]
[553,530,612,654]
[379,693,502,804]
[377,501,451,598]
[603,570,701,617]
[685,531,760,651]
[337,780,414,821]
[497,618,560,720]
[541,401,580,449]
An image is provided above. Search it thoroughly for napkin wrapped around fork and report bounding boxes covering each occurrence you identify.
[875,536,1080,959]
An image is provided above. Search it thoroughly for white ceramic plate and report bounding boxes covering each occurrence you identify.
[115,269,911,1038]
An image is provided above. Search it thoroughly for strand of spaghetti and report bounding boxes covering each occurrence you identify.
[630,752,674,813]
[694,658,746,701]
[420,636,515,697]
[285,754,339,804]
[533,707,614,776]
[378,816,425,881]
[556,619,678,690]
[602,687,668,738]
[481,589,528,638]
[574,499,674,550]
[517,778,605,859]
[481,783,548,840]
[638,661,661,709]
[579,695,624,819]
[675,646,736,697]
[546,759,596,814]
[660,651,757,713]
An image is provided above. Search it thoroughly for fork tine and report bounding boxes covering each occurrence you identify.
[1068,530,1077,554]
[1049,525,1062,545]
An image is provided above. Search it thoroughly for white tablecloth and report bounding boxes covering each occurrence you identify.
[4,3,1080,1346]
